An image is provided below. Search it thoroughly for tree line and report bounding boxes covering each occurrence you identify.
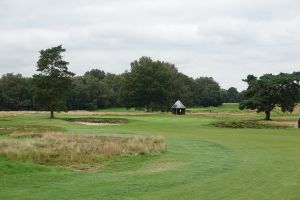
[1,45,299,120]
[0,46,240,113]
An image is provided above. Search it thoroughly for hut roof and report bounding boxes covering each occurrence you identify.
[171,100,186,109]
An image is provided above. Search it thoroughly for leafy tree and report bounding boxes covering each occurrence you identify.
[119,57,174,111]
[84,69,105,80]
[239,72,300,120]
[67,76,94,110]
[170,72,196,107]
[102,73,124,106]
[222,87,240,103]
[0,73,33,110]
[67,73,116,110]
[194,77,222,107]
[84,75,114,108]
[33,45,75,118]
[102,73,123,92]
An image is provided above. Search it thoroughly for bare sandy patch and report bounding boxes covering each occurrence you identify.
[138,159,185,173]
[263,119,298,128]
[67,110,155,116]
[74,121,121,126]
[0,111,45,117]
[67,118,127,126]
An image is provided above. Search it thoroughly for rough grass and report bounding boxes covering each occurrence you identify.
[213,119,290,129]
[0,131,166,171]
[187,103,300,116]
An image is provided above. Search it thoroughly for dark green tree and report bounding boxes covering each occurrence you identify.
[67,72,116,110]
[222,87,240,103]
[33,45,75,118]
[67,76,94,110]
[119,57,174,111]
[0,73,33,110]
[83,74,114,108]
[170,72,196,107]
[102,73,124,106]
[194,77,222,107]
[239,72,300,120]
[84,69,106,80]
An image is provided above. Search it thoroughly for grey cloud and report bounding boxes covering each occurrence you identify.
[0,0,300,90]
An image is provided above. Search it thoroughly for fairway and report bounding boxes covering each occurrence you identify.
[0,105,299,200]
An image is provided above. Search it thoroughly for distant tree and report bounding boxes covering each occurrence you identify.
[102,73,124,106]
[222,87,240,103]
[0,73,33,110]
[67,76,94,110]
[33,45,75,118]
[118,71,136,109]
[67,73,116,110]
[194,77,222,107]
[84,69,106,80]
[84,75,114,108]
[239,72,300,120]
[119,57,174,111]
[170,72,196,107]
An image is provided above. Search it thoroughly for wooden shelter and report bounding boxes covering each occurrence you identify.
[171,100,186,115]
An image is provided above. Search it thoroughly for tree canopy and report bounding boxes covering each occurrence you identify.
[0,73,33,110]
[118,57,224,111]
[67,72,116,110]
[84,69,106,80]
[33,45,75,118]
[0,52,233,112]
[222,87,240,103]
[194,77,223,107]
[119,57,175,111]
[239,72,300,120]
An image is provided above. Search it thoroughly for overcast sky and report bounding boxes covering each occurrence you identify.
[0,0,299,90]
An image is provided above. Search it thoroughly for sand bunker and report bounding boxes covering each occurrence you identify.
[67,118,127,126]
[74,121,121,126]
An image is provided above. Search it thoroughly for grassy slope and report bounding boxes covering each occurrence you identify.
[0,104,299,200]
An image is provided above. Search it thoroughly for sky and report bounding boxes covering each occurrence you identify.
[0,0,299,90]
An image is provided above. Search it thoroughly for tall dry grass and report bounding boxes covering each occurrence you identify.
[0,131,166,170]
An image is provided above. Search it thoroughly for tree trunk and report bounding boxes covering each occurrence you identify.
[50,110,54,118]
[265,110,271,120]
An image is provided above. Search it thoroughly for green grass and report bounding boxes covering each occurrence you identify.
[187,103,243,113]
[92,107,141,112]
[0,107,299,200]
[187,103,300,117]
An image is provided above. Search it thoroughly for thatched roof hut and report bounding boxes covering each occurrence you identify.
[171,100,186,115]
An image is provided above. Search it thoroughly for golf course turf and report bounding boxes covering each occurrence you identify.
[0,104,299,200]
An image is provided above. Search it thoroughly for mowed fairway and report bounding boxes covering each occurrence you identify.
[0,105,299,200]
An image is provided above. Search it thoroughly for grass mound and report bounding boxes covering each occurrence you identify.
[213,120,289,129]
[0,131,166,171]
